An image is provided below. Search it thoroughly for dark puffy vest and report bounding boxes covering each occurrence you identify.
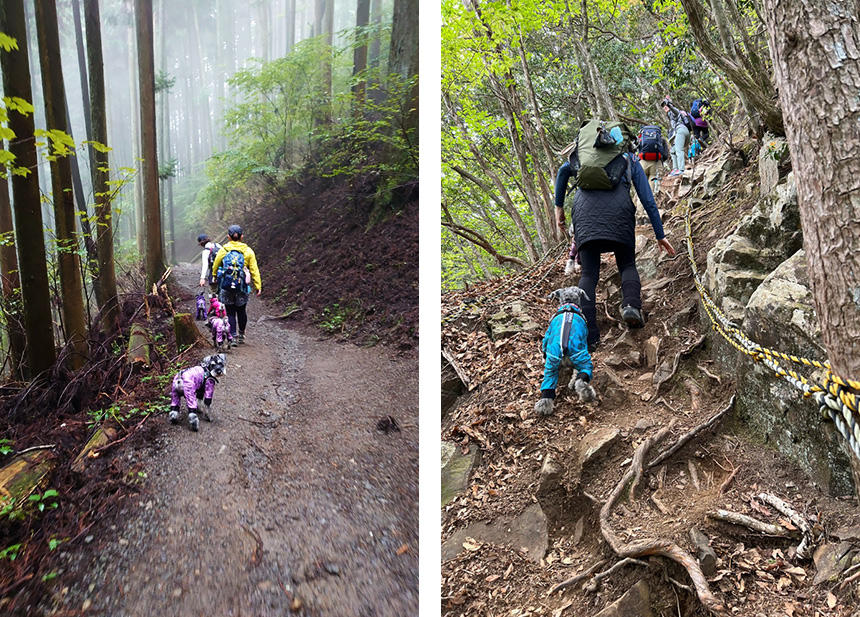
[572,168,635,249]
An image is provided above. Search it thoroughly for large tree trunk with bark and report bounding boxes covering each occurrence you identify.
[136,0,166,290]
[84,0,119,332]
[389,0,418,137]
[761,0,860,489]
[34,0,88,369]
[0,0,58,378]
[0,145,26,380]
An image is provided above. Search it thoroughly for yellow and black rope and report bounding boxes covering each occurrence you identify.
[684,200,860,460]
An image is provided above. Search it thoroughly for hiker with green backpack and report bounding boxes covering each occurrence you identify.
[554,119,676,350]
[211,225,263,345]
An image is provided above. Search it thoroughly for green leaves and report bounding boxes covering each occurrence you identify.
[0,33,18,52]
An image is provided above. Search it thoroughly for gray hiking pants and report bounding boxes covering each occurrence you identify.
[671,124,690,171]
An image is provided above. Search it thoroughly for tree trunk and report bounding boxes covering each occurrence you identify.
[285,0,295,52]
[136,0,165,290]
[760,2,860,383]
[761,0,860,491]
[369,0,381,67]
[0,0,58,377]
[84,0,119,332]
[71,0,94,183]
[352,0,370,108]
[0,144,26,379]
[34,0,88,369]
[389,0,418,136]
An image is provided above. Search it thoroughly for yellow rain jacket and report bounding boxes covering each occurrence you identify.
[211,240,262,292]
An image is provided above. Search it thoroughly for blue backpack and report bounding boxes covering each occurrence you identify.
[691,98,707,119]
[218,249,246,292]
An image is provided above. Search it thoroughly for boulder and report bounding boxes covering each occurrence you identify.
[441,503,548,563]
[733,249,854,494]
[486,301,541,340]
[441,356,467,417]
[441,441,480,507]
[592,580,653,617]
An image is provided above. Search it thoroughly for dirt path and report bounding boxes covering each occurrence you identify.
[58,262,418,617]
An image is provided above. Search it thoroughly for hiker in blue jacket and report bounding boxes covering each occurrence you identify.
[540,305,592,394]
[555,133,676,350]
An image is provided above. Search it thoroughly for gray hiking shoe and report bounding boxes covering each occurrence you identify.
[238,332,245,344]
[188,412,199,432]
[621,305,645,329]
[168,410,179,424]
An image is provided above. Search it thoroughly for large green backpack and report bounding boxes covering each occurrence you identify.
[569,119,635,190]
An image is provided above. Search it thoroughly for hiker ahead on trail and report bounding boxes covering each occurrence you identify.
[689,98,711,147]
[661,97,692,176]
[198,234,223,293]
[554,120,676,349]
[211,225,262,345]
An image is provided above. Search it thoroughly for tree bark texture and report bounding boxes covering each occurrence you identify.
[34,0,89,369]
[0,145,25,380]
[0,0,58,377]
[760,0,860,381]
[135,0,166,290]
[84,0,119,332]
[352,0,370,106]
[389,0,418,136]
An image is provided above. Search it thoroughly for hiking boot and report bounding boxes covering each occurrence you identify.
[230,338,238,348]
[168,410,179,424]
[238,332,245,344]
[621,305,645,329]
[188,412,199,432]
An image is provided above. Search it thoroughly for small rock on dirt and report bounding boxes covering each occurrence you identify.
[813,542,856,585]
[592,580,653,617]
[633,417,656,432]
[441,503,548,563]
[580,427,620,466]
[538,453,563,495]
[643,336,660,368]
[441,441,480,507]
[689,527,718,577]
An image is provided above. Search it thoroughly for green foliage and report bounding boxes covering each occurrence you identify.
[0,438,12,456]
[0,543,22,561]
[155,70,176,94]
[158,158,178,180]
[317,301,365,335]
[197,22,414,221]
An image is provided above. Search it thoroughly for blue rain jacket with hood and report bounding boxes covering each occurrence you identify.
[540,304,593,398]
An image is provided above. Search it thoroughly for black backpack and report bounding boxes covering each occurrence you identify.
[206,242,222,284]
[638,126,663,161]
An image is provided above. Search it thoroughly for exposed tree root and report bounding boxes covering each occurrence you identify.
[600,424,728,615]
[582,557,649,593]
[707,509,796,537]
[648,395,736,469]
[548,559,607,595]
[756,493,815,559]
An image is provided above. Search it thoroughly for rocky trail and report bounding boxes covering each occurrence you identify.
[441,140,860,617]
[48,262,418,617]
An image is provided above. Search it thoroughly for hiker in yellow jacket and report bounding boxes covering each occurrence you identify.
[211,225,262,345]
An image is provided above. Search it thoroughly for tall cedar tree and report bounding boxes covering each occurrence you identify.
[83,0,119,331]
[0,0,57,377]
[352,0,370,107]
[34,0,89,369]
[0,144,25,379]
[136,0,165,289]
[389,0,418,137]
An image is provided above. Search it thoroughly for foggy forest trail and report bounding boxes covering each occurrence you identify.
[57,262,418,617]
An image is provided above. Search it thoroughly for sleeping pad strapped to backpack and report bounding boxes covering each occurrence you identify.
[569,119,634,190]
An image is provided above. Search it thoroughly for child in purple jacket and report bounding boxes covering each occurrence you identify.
[168,354,227,431]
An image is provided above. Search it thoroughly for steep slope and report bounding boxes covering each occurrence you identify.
[441,144,860,617]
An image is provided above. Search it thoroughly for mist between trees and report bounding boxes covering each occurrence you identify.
[0,0,417,379]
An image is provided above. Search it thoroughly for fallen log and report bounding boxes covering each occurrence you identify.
[0,449,55,504]
[72,426,119,472]
[127,322,151,368]
[707,509,796,537]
